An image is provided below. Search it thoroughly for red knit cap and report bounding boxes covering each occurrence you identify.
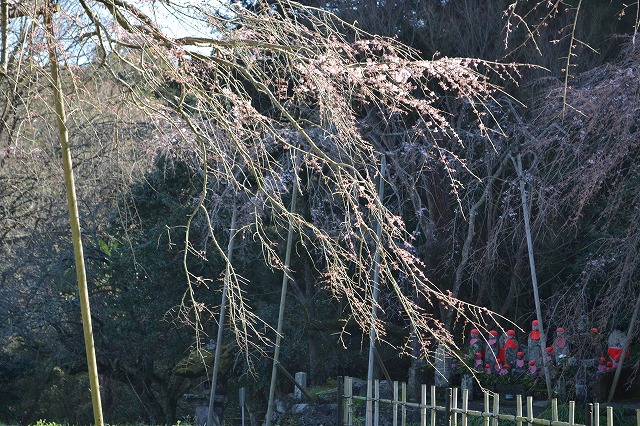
[507,329,516,336]
[489,330,499,337]
[529,360,535,365]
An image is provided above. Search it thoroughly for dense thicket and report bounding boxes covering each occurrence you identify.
[1,0,639,423]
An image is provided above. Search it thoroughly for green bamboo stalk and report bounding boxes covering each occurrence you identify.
[45,6,104,426]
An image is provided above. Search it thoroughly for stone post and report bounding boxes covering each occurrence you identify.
[294,372,307,400]
[434,345,452,387]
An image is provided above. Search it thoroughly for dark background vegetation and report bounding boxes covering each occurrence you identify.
[1,0,640,423]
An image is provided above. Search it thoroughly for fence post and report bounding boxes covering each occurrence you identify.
[431,385,437,426]
[421,384,427,426]
[239,387,246,426]
[393,381,399,426]
[569,401,575,426]
[483,391,490,426]
[586,403,593,426]
[462,388,469,426]
[492,392,499,426]
[337,376,344,426]
[446,388,453,426]
[636,408,639,426]
[375,379,380,426]
[453,387,459,426]
[346,376,353,426]
[402,381,407,426]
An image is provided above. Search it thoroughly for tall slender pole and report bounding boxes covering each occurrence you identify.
[366,156,386,426]
[45,6,104,425]
[1,0,8,74]
[265,153,299,426]
[514,153,552,400]
[207,204,238,426]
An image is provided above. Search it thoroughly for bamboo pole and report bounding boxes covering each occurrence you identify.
[366,155,387,426]
[45,5,103,425]
[374,379,380,426]
[265,153,299,426]
[207,205,237,426]
[513,153,553,400]
[393,380,399,426]
[402,382,407,426]
[462,388,469,426]
[484,392,490,426]
[1,0,8,74]
[421,385,427,426]
[431,385,437,426]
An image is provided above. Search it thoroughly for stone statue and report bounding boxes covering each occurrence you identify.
[552,327,570,365]
[503,329,519,366]
[527,320,543,367]
[485,330,500,367]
